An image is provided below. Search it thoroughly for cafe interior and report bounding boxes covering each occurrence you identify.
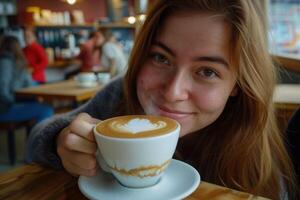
[0,0,300,199]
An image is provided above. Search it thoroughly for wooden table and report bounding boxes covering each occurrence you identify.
[16,80,103,106]
[273,54,300,74]
[0,164,269,200]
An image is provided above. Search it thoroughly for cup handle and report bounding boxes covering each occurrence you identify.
[96,150,111,173]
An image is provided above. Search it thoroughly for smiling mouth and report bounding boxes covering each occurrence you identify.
[155,104,195,119]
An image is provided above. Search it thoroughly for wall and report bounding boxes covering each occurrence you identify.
[16,0,107,25]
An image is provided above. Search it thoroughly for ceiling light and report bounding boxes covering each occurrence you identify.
[66,0,76,5]
[127,16,136,24]
[138,14,146,22]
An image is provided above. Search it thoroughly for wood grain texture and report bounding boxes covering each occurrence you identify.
[16,80,103,102]
[0,164,86,200]
[273,55,300,74]
[0,164,270,200]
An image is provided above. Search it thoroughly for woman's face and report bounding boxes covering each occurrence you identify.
[137,12,237,137]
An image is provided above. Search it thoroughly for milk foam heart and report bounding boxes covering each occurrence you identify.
[111,118,167,134]
[95,115,178,138]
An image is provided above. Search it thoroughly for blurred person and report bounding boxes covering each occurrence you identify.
[77,30,104,72]
[0,35,54,125]
[101,29,127,77]
[23,27,49,84]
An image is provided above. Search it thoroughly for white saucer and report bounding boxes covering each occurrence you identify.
[78,159,200,200]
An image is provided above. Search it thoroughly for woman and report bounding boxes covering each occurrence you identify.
[27,1,298,199]
[0,35,53,125]
[23,27,48,84]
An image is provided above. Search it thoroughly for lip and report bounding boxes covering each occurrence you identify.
[155,104,194,120]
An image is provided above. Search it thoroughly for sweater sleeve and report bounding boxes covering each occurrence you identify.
[26,76,124,169]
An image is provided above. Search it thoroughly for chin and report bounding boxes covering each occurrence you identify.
[179,131,188,137]
[178,126,192,137]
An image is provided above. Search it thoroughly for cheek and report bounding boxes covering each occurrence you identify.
[137,67,149,94]
[192,87,231,113]
[137,65,162,91]
[136,66,154,102]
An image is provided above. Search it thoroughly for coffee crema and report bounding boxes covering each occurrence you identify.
[96,115,179,138]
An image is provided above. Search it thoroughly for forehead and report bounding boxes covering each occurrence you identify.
[158,12,230,42]
[155,12,232,60]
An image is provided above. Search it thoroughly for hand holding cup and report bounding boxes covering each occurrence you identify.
[56,113,99,176]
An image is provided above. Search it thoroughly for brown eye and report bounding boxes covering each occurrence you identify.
[197,68,218,79]
[151,53,171,65]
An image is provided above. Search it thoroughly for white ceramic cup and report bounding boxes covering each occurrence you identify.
[76,72,97,82]
[75,72,97,87]
[97,72,111,84]
[93,115,180,188]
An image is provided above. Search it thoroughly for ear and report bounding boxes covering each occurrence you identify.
[230,85,239,97]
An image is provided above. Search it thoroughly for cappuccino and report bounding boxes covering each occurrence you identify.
[95,115,178,138]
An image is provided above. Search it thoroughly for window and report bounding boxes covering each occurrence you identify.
[268,0,300,56]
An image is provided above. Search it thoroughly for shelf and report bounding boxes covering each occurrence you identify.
[35,22,136,29]
[35,24,95,28]
[98,22,136,29]
[272,54,300,73]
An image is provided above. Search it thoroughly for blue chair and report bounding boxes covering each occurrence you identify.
[0,101,54,165]
[286,108,300,185]
[0,119,35,165]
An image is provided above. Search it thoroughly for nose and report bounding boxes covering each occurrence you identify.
[162,70,190,102]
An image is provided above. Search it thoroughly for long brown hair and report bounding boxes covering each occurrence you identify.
[123,0,298,199]
[0,35,27,68]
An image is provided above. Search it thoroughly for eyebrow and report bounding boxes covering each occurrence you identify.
[153,41,229,68]
[195,56,229,67]
[153,41,175,56]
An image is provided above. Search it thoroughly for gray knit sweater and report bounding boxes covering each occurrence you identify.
[26,77,125,169]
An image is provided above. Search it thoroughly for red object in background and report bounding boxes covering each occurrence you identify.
[23,42,48,83]
[77,39,101,72]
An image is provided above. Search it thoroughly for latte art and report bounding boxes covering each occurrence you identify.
[96,115,179,138]
[111,118,167,134]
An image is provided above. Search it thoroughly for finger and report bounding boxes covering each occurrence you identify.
[69,113,99,142]
[59,146,98,170]
[56,126,71,149]
[62,159,98,177]
[65,133,97,154]
[77,112,100,125]
[89,117,101,125]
